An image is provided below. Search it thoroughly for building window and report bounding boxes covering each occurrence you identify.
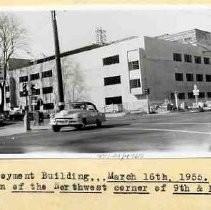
[186,73,194,81]
[5,86,9,92]
[170,93,175,100]
[178,93,185,99]
[207,92,211,98]
[173,53,182,62]
[103,55,119,66]
[130,79,141,89]
[30,73,40,81]
[43,86,53,94]
[184,54,192,63]
[104,76,121,86]
[105,96,122,105]
[6,98,10,103]
[42,70,52,78]
[204,57,210,64]
[19,76,28,83]
[43,103,54,110]
[194,56,201,64]
[206,75,211,82]
[199,92,205,98]
[128,60,139,70]
[188,92,194,99]
[175,73,183,81]
[196,74,203,82]
[19,91,28,97]
[32,89,40,95]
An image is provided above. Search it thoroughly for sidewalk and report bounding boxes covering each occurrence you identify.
[0,122,50,137]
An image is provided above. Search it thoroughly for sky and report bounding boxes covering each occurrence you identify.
[3,6,211,59]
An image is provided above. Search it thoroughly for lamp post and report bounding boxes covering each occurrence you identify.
[193,84,199,108]
[51,10,65,111]
[174,91,179,110]
[144,88,150,114]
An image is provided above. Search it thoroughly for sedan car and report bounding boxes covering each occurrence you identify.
[49,102,106,132]
[0,113,5,124]
[9,107,24,120]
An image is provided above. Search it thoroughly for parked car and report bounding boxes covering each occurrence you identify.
[50,102,106,132]
[9,107,24,120]
[0,113,5,124]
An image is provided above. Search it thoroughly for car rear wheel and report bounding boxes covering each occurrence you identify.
[52,125,61,132]
[96,119,102,128]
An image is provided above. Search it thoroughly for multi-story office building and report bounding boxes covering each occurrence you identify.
[5,29,211,112]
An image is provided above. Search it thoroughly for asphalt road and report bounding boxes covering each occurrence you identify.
[0,112,211,156]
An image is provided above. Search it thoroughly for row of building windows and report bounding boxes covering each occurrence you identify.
[104,76,141,89]
[105,96,122,105]
[102,55,140,71]
[19,70,52,83]
[6,98,10,103]
[128,60,139,70]
[130,79,141,89]
[32,89,40,95]
[19,86,53,97]
[104,76,121,86]
[103,55,119,66]
[5,86,10,92]
[175,73,211,82]
[43,103,54,110]
[30,73,40,80]
[173,53,211,64]
[171,92,211,100]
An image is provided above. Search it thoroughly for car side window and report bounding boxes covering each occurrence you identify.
[80,105,86,110]
[87,104,96,111]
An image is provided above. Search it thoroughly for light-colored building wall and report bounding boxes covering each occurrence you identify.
[7,60,57,111]
[61,37,146,112]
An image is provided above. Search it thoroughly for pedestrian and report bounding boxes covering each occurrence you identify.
[34,111,39,125]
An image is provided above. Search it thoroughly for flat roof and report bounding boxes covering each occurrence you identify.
[28,36,139,66]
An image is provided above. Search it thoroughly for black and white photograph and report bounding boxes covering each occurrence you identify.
[0,6,211,156]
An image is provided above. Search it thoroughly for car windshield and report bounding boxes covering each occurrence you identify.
[68,103,86,110]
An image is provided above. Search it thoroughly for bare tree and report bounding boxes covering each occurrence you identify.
[62,58,87,103]
[0,13,27,112]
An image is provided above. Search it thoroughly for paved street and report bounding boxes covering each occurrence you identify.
[0,112,211,156]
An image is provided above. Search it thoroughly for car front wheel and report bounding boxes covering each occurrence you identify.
[52,125,61,132]
[75,119,87,130]
[75,125,83,130]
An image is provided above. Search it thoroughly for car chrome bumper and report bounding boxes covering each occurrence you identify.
[49,118,82,126]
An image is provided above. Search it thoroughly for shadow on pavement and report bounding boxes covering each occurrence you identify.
[60,123,131,133]
[0,122,16,127]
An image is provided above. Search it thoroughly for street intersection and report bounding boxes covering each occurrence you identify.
[0,112,211,156]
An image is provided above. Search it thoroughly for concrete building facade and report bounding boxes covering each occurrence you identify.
[4,29,211,113]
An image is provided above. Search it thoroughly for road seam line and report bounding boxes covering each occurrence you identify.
[112,127,211,135]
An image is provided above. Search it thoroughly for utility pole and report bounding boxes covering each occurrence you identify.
[23,82,30,131]
[51,10,64,111]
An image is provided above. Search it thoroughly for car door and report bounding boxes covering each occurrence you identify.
[86,104,98,124]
